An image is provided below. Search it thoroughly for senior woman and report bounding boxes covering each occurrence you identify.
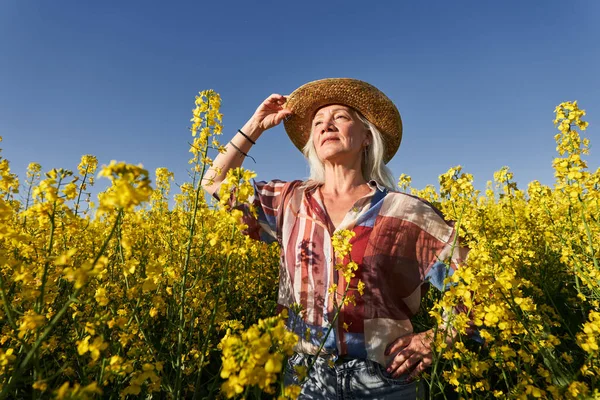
[202,78,465,399]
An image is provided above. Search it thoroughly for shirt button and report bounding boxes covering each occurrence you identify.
[351,206,360,213]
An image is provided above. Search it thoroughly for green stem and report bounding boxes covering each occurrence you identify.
[116,226,156,358]
[98,357,107,387]
[0,274,17,330]
[193,225,236,399]
[22,173,37,230]
[36,176,62,314]
[541,202,583,296]
[580,200,599,271]
[175,101,212,399]
[304,279,352,378]
[74,165,90,217]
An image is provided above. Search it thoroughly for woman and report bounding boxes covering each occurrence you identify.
[202,78,466,399]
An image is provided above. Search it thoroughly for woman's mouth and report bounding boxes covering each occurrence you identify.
[322,137,339,145]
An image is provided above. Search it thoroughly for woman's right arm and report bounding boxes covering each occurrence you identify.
[201,93,292,196]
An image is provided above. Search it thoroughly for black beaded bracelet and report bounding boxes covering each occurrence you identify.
[230,142,256,163]
[237,129,256,145]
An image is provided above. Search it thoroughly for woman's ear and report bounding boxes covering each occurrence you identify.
[366,130,373,146]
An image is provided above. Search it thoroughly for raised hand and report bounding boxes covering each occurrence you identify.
[249,94,293,132]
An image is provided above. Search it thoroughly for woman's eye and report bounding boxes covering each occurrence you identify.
[314,115,346,126]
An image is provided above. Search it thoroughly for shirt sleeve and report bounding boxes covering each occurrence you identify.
[415,200,479,339]
[248,179,292,243]
[422,221,469,293]
[215,179,301,244]
[213,179,292,244]
[408,197,469,292]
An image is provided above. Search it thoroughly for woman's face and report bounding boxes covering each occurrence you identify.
[311,104,370,164]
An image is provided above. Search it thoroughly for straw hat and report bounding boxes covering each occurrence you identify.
[283,78,402,164]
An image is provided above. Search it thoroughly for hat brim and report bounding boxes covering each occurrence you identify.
[283,78,402,164]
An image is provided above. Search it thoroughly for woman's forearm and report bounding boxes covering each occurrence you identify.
[201,119,264,196]
[201,92,291,195]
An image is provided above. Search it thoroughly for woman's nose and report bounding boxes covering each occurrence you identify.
[320,118,335,134]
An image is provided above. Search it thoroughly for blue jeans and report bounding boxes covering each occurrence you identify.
[284,353,425,400]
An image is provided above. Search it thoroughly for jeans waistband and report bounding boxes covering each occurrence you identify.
[295,353,379,372]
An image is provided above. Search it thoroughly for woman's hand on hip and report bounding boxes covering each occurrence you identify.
[249,94,293,132]
[384,329,434,380]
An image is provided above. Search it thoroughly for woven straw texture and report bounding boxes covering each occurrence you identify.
[283,78,402,163]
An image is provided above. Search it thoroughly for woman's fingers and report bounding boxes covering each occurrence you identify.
[275,110,293,124]
[248,93,293,132]
[249,93,292,131]
[385,334,412,356]
[266,93,285,101]
[407,360,428,381]
[385,330,435,379]
[256,94,284,111]
[386,345,412,374]
[389,351,422,378]
[264,94,287,106]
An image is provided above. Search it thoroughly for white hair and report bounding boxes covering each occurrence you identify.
[302,107,396,191]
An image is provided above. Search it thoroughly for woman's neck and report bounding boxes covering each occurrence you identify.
[320,164,368,196]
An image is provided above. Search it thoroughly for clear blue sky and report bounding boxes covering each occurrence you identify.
[1,1,599,197]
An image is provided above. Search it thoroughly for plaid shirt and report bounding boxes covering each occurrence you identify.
[242,179,468,366]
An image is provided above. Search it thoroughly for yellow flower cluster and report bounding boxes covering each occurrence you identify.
[54,381,102,399]
[97,161,153,214]
[189,89,225,171]
[219,313,299,398]
[219,167,258,209]
[0,137,19,196]
[332,230,360,283]
[577,311,600,353]
[332,229,355,259]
